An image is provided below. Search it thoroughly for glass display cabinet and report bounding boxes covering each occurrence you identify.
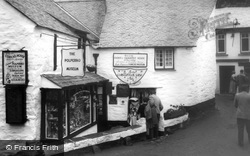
[40,73,109,141]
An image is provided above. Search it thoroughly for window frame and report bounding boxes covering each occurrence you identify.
[241,33,250,53]
[41,85,100,140]
[216,33,226,53]
[154,48,175,70]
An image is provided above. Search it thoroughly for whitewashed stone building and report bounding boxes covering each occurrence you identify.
[214,0,250,94]
[0,0,102,141]
[0,0,217,146]
[59,0,217,115]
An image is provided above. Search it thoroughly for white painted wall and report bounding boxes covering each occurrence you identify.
[0,0,217,140]
[0,0,90,140]
[212,7,250,94]
[87,36,216,112]
[215,32,247,93]
[212,7,250,28]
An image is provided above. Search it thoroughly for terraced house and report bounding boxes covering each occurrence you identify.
[214,0,250,94]
[0,0,219,154]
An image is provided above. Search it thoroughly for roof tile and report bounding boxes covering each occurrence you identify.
[99,0,216,48]
[6,0,98,40]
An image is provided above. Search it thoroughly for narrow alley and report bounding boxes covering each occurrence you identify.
[79,95,250,156]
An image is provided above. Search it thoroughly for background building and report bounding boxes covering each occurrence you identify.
[215,0,250,94]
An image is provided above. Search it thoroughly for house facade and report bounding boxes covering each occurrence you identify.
[0,0,218,146]
[83,0,217,116]
[214,0,250,94]
[0,0,109,142]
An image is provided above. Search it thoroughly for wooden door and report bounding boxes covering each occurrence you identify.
[219,66,235,94]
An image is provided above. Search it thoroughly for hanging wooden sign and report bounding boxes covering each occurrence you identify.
[2,50,28,85]
[61,48,84,77]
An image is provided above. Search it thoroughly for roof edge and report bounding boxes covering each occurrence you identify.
[54,1,100,40]
[94,45,197,49]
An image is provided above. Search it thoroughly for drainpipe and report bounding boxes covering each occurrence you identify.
[93,53,99,74]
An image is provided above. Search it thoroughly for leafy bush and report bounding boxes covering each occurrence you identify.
[164,104,187,120]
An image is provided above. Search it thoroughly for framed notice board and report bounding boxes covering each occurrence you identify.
[2,50,28,85]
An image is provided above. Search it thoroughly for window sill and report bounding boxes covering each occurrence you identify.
[216,53,228,56]
[155,68,176,71]
[238,52,250,56]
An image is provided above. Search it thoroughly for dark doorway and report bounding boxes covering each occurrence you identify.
[219,66,235,94]
[97,83,109,132]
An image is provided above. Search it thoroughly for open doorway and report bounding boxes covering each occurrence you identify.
[219,66,235,94]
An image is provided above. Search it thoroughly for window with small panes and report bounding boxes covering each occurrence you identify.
[155,48,174,70]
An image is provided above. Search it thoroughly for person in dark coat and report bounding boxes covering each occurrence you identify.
[144,91,163,140]
[236,70,249,93]
[137,97,149,118]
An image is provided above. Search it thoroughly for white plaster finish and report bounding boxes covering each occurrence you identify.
[88,36,216,111]
[215,32,245,94]
[211,7,250,28]
[211,7,250,93]
[0,0,216,141]
[0,0,79,140]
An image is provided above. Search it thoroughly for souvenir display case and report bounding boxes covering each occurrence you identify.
[41,85,102,140]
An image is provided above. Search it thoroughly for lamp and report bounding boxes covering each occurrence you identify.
[231,18,240,38]
[233,18,240,27]
[93,53,99,74]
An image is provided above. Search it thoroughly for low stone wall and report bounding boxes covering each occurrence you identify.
[184,98,216,118]
[44,114,189,155]
[63,114,188,155]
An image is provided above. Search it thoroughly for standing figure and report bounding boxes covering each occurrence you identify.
[234,84,250,147]
[144,91,163,140]
[128,97,139,126]
[229,71,237,97]
[236,70,249,93]
[137,97,149,118]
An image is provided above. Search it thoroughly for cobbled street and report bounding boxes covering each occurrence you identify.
[82,95,250,156]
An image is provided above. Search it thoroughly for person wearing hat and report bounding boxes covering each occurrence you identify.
[128,97,139,126]
[234,84,250,147]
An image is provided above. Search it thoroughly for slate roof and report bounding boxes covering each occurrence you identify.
[98,0,216,48]
[56,0,105,37]
[41,72,108,88]
[5,0,99,40]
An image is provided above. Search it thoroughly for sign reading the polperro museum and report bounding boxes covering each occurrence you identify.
[2,50,28,85]
[61,49,84,76]
[113,53,148,67]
